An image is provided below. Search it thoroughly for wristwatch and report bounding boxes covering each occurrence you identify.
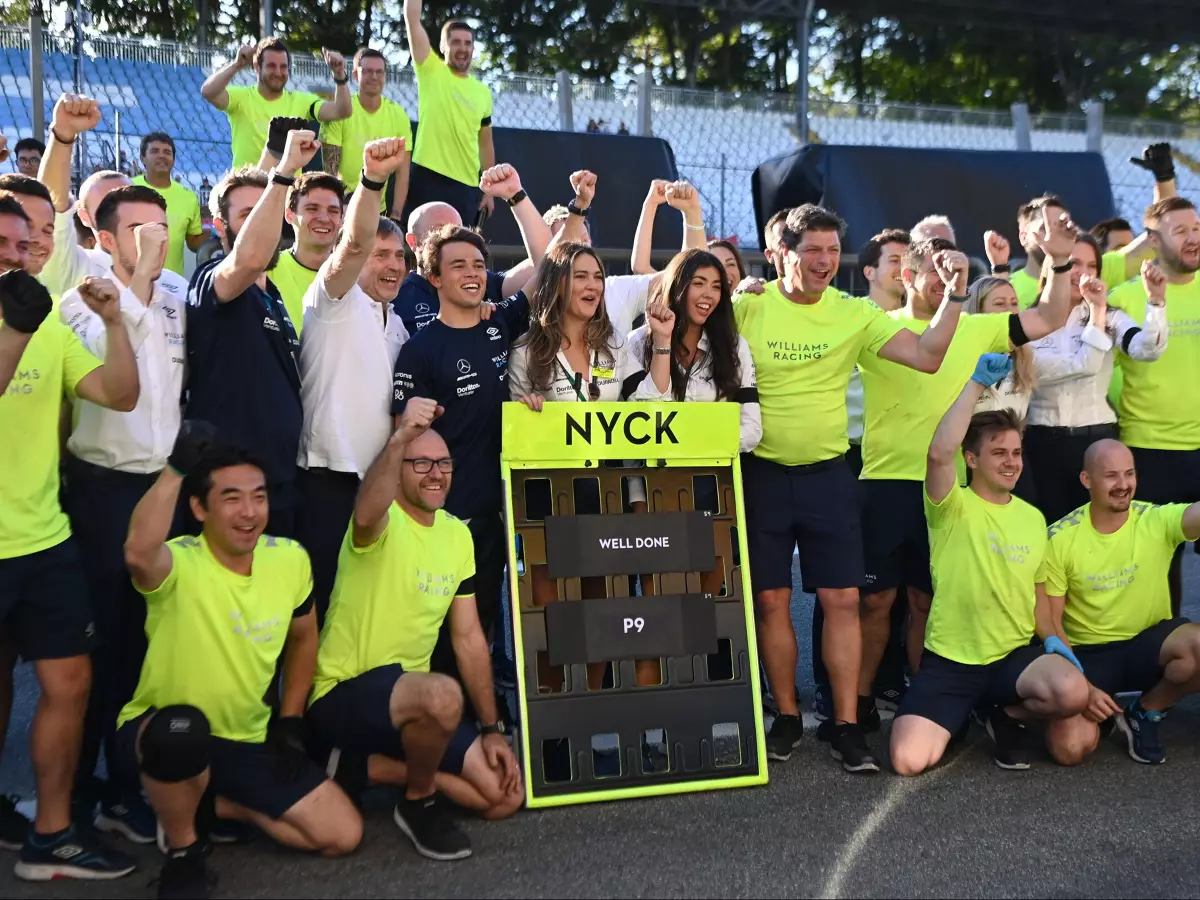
[507,189,528,207]
[481,721,506,736]
[567,201,589,217]
[268,169,296,188]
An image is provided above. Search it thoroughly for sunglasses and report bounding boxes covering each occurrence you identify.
[404,457,455,474]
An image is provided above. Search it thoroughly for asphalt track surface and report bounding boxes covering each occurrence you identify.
[4,556,1200,898]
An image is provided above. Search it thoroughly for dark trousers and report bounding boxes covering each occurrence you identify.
[62,455,157,802]
[1025,423,1119,526]
[404,163,483,230]
[294,467,360,627]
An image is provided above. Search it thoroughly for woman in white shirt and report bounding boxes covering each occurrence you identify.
[1024,233,1168,523]
[964,276,1036,418]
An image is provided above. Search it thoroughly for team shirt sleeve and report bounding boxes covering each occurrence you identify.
[496,289,531,338]
[923,479,965,528]
[736,335,763,453]
[1111,304,1167,361]
[185,190,204,238]
[1043,533,1068,596]
[299,91,324,119]
[224,85,246,116]
[454,522,478,598]
[292,543,315,617]
[1100,251,1127,291]
[137,542,181,603]
[321,116,343,146]
[1149,503,1189,548]
[860,302,907,358]
[58,319,104,397]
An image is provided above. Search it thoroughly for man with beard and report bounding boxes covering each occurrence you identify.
[132,132,208,276]
[1108,196,1200,615]
[200,38,351,170]
[180,128,321,538]
[403,0,495,224]
[1042,439,1200,767]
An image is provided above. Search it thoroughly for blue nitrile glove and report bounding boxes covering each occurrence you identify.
[1044,636,1083,673]
[970,353,1013,388]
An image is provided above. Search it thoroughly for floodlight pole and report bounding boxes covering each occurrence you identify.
[795,0,814,144]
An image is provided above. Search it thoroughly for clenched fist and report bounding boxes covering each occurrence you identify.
[323,47,347,80]
[570,170,597,207]
[665,180,701,214]
[363,138,407,182]
[280,129,321,174]
[52,93,102,142]
[77,276,123,324]
[395,397,444,444]
[1142,259,1168,307]
[932,249,970,296]
[645,180,669,207]
[647,301,676,346]
[134,223,170,275]
[0,269,53,335]
[236,45,256,68]
[984,231,1010,268]
[1034,211,1078,265]
[480,163,523,201]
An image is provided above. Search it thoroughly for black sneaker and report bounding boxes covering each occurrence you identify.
[765,714,804,762]
[94,795,158,845]
[829,723,880,773]
[873,681,906,712]
[14,825,138,881]
[858,695,881,734]
[0,795,29,851]
[985,708,1031,770]
[392,796,472,861]
[156,843,215,900]
[1116,703,1166,765]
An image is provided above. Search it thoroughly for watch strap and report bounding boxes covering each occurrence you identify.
[269,169,296,188]
[567,201,589,217]
[990,264,1011,274]
[507,189,529,207]
[1051,261,1074,274]
[480,722,503,736]
[359,170,387,192]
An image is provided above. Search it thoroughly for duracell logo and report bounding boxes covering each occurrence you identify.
[565,410,679,446]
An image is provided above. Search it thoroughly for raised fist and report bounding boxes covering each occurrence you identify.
[267,116,310,158]
[1129,142,1175,184]
[1142,259,1168,307]
[1034,211,1078,265]
[323,47,346,80]
[134,223,170,273]
[0,269,53,335]
[665,180,701,214]
[932,249,970,295]
[168,420,219,477]
[396,397,444,444]
[363,137,407,182]
[984,230,1010,267]
[570,170,597,207]
[645,180,669,207]
[0,135,8,165]
[236,45,256,68]
[77,276,122,324]
[647,301,676,345]
[52,93,102,142]
[280,129,321,173]
[479,163,523,201]
[735,276,765,296]
[1078,273,1108,309]
[970,353,1013,389]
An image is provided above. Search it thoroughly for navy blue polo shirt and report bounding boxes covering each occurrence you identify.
[392,269,508,336]
[185,259,303,488]
[391,292,529,520]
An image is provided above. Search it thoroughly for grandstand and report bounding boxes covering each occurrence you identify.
[2,23,1199,249]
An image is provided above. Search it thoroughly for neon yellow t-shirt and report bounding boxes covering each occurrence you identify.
[1045,501,1186,646]
[268,250,320,336]
[412,54,492,187]
[132,176,204,276]
[0,319,100,559]
[1110,275,1200,450]
[225,85,325,169]
[1016,252,1127,310]
[311,505,475,703]
[859,312,1010,481]
[120,533,313,743]
[1012,269,1040,310]
[924,482,1048,665]
[322,95,413,210]
[734,284,903,466]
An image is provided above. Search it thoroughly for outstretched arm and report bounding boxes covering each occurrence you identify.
[403,0,433,65]
[1016,210,1078,342]
[925,354,1012,504]
[201,45,254,111]
[878,249,968,374]
[354,398,443,546]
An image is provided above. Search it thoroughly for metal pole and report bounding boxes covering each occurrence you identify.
[1010,102,1032,151]
[555,70,574,132]
[260,0,275,39]
[30,13,44,142]
[1085,100,1104,154]
[720,153,726,237]
[114,109,120,173]
[795,0,814,143]
[72,0,85,189]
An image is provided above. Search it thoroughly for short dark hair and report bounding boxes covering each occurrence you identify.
[1089,216,1132,244]
[287,172,345,212]
[706,238,747,283]
[1017,193,1065,229]
[1145,196,1196,227]
[353,47,386,70]
[0,191,30,225]
[963,409,1025,457]
[385,216,417,270]
[254,37,289,69]
[901,236,956,274]
[14,138,45,157]
[0,174,53,206]
[94,184,167,235]
[139,131,176,160]
[211,166,269,222]
[419,224,488,277]
[183,443,269,508]
[859,228,911,272]
[780,204,845,251]
[377,216,403,241]
[440,21,473,45]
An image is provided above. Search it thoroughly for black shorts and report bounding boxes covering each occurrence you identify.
[741,454,864,593]
[0,537,97,661]
[898,644,1043,733]
[1075,617,1191,696]
[860,479,933,595]
[114,710,328,821]
[307,664,477,776]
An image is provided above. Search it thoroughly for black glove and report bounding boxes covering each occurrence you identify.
[0,269,53,335]
[1130,142,1175,183]
[267,117,312,159]
[268,716,310,783]
[168,420,218,477]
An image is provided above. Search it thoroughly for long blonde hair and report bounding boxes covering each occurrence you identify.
[964,275,1036,396]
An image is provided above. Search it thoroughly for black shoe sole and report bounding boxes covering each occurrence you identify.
[1115,715,1166,765]
[831,749,880,773]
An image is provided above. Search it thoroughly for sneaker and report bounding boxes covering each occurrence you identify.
[765,714,804,762]
[0,795,30,851]
[95,795,158,845]
[392,796,472,861]
[873,681,906,712]
[14,825,138,881]
[858,695,881,734]
[813,682,833,721]
[985,708,1031,770]
[207,819,254,845]
[156,843,215,900]
[1116,703,1166,765]
[828,723,880,774]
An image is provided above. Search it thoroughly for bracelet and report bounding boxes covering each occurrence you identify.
[359,170,387,192]
[507,189,528,207]
[567,201,589,217]
[684,223,706,232]
[51,127,76,145]
[333,75,349,85]
[268,169,296,188]
[990,264,1011,274]
[1051,261,1073,274]
[949,294,968,303]
[652,346,672,355]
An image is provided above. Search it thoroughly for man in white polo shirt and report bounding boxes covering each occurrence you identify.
[296,138,410,624]
[58,184,188,842]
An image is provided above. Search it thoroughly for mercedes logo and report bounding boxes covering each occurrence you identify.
[416,303,430,314]
[457,359,471,374]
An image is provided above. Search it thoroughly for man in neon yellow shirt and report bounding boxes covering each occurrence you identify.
[857,223,1077,733]
[119,425,362,895]
[322,48,412,218]
[1041,439,1200,768]
[200,38,352,169]
[308,399,520,861]
[734,204,967,774]
[403,0,495,224]
[268,172,346,333]
[891,358,1089,776]
[132,132,209,276]
[1109,196,1200,615]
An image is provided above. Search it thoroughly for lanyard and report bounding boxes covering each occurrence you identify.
[557,350,598,403]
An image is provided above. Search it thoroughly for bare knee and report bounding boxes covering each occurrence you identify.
[861,589,896,617]
[1045,670,1090,717]
[1046,719,1099,767]
[37,656,92,705]
[819,587,860,618]
[754,588,792,619]
[481,788,523,821]
[422,674,465,733]
[321,810,363,857]
[890,740,936,777]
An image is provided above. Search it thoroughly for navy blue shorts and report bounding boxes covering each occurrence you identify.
[307,664,477,776]
[859,479,933,595]
[0,537,97,661]
[113,709,328,821]
[740,453,864,594]
[898,644,1043,733]
[1076,617,1191,696]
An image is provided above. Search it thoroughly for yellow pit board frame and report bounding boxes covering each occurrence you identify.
[502,401,768,808]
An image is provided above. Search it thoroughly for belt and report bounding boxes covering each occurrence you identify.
[749,453,846,475]
[1029,423,1117,439]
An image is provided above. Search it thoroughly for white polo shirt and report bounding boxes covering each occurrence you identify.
[298,274,410,476]
[605,273,656,338]
[42,202,112,299]
[59,267,189,474]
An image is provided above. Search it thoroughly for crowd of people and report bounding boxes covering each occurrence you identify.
[1,9,1200,900]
